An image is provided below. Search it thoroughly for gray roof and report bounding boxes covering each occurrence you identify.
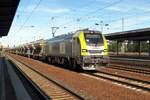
[0,0,20,37]
[106,27,150,41]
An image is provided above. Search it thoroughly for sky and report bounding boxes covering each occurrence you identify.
[1,0,150,47]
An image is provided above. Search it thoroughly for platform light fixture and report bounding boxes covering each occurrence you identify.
[147,40,149,44]
[95,22,109,32]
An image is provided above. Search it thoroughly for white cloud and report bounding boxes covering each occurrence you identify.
[107,6,122,11]
[139,7,150,12]
[107,6,129,12]
[42,8,70,13]
[26,5,70,14]
[95,0,112,3]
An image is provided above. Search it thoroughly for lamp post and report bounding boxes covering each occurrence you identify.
[95,21,109,32]
[122,17,124,32]
[100,21,103,32]
[77,18,80,29]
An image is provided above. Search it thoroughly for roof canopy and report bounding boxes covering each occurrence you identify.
[106,27,150,41]
[0,0,20,37]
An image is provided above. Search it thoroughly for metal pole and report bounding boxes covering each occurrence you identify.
[122,17,124,31]
[77,18,80,29]
[100,21,103,32]
[149,40,150,57]
[139,41,141,56]
[117,40,119,55]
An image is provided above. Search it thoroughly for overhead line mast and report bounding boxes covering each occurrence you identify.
[51,27,59,37]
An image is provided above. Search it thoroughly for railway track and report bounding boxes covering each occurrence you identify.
[6,54,150,99]
[109,57,150,74]
[7,55,84,100]
[108,64,150,75]
[8,59,49,100]
[110,57,150,67]
[0,57,48,100]
[82,71,150,93]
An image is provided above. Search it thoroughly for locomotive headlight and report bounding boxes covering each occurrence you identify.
[82,49,88,52]
[103,49,108,52]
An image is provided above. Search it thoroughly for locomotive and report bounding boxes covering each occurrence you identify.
[11,29,109,70]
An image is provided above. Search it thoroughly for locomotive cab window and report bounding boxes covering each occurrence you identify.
[84,33,103,46]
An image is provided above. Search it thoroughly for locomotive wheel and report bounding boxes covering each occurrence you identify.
[48,57,52,64]
[72,60,77,70]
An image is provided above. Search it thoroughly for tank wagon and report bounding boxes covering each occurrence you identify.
[43,29,109,70]
[32,39,45,59]
[21,43,32,57]
[20,43,30,56]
